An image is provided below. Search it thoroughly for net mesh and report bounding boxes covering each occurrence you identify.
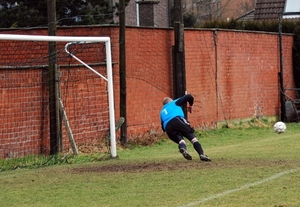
[0,39,110,161]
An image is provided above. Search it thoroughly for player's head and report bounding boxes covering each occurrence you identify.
[163,97,173,105]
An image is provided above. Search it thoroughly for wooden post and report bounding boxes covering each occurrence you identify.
[59,99,78,155]
[174,22,186,98]
[47,0,61,154]
[278,14,286,121]
[173,0,187,115]
[119,0,127,145]
[55,65,62,151]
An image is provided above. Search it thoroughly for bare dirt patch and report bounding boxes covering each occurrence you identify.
[71,158,292,174]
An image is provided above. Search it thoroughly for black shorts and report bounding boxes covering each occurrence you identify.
[165,117,195,143]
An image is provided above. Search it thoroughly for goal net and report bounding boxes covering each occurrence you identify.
[0,34,117,160]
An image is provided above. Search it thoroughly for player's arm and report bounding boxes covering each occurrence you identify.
[175,94,194,113]
[160,113,165,132]
[161,121,165,132]
[175,94,194,107]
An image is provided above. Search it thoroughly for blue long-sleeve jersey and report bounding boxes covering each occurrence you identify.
[160,94,194,131]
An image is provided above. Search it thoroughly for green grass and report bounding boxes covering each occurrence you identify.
[1,122,300,207]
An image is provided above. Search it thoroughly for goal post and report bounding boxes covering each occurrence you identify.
[0,34,117,158]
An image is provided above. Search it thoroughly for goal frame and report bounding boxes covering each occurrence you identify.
[0,34,117,157]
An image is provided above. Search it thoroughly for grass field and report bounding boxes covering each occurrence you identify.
[1,122,300,207]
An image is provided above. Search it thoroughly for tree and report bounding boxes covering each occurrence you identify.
[0,1,44,28]
[77,0,115,26]
[0,0,116,28]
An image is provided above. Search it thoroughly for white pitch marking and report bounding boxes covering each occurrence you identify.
[178,167,300,207]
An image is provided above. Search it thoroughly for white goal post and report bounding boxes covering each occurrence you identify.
[0,34,117,158]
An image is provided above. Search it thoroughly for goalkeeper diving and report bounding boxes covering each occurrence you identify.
[160,94,211,162]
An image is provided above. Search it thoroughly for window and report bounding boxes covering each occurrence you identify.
[283,0,300,18]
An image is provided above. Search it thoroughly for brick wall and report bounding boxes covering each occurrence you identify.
[185,29,294,127]
[0,26,295,158]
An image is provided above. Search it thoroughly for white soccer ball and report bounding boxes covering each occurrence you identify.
[273,121,286,133]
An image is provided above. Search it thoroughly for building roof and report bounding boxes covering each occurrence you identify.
[254,0,285,20]
[236,9,255,21]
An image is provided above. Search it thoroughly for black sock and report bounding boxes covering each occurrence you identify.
[193,141,204,155]
[178,142,187,150]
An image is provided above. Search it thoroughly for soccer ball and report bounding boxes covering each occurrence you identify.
[273,121,286,133]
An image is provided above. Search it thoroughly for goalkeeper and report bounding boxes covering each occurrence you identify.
[160,94,211,162]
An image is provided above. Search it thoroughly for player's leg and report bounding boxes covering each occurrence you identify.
[190,137,204,155]
[176,117,211,162]
[166,119,192,160]
[178,138,192,160]
[189,137,211,162]
[167,132,192,160]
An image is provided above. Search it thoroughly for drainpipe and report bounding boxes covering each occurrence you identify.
[136,1,140,26]
[278,14,286,121]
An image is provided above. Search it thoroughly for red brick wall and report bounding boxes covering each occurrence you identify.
[185,30,294,127]
[184,30,218,127]
[0,26,295,158]
[124,27,174,136]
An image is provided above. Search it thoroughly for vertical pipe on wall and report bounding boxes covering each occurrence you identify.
[136,1,140,26]
[213,30,219,122]
[278,14,286,121]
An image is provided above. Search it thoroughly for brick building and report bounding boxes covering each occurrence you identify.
[113,0,256,27]
[238,0,300,22]
[254,0,285,20]
[113,0,171,27]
